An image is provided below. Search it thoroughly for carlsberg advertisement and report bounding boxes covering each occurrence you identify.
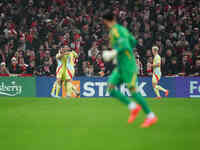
[0,77,36,97]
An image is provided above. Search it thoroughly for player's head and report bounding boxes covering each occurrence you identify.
[59,48,64,54]
[152,46,159,55]
[102,10,116,28]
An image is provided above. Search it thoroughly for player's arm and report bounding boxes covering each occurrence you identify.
[72,51,78,58]
[72,51,79,65]
[63,52,70,55]
[56,51,70,59]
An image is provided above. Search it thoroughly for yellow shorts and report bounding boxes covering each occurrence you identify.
[152,72,161,83]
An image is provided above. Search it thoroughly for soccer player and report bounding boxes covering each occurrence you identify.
[102,11,157,128]
[65,48,80,97]
[51,48,65,98]
[152,46,168,99]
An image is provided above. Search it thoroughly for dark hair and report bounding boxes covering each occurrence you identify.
[102,10,115,21]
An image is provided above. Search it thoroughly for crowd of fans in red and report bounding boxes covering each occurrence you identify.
[0,0,200,77]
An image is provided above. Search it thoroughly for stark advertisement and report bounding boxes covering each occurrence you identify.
[36,76,177,98]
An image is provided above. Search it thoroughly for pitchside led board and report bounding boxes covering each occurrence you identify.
[35,76,200,98]
[0,76,200,98]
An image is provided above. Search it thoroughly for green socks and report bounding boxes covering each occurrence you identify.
[109,89,131,105]
[131,92,151,114]
[109,87,151,115]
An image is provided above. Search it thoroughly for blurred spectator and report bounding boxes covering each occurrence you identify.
[8,57,21,74]
[0,0,199,77]
[26,60,36,74]
[178,55,191,76]
[0,62,9,74]
[161,57,168,76]
[146,56,153,76]
[88,42,99,60]
[190,59,200,76]
[168,57,179,76]
[87,65,95,77]
[135,52,143,76]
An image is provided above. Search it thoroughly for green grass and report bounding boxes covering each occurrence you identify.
[0,97,199,150]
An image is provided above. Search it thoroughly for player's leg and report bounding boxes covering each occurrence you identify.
[152,73,161,98]
[71,84,80,97]
[107,69,139,123]
[108,69,131,104]
[66,80,73,97]
[66,81,80,97]
[51,80,57,97]
[55,78,61,97]
[64,69,74,97]
[67,69,80,97]
[128,73,157,127]
[52,69,63,98]
[153,73,169,97]
[157,85,168,96]
[156,75,168,96]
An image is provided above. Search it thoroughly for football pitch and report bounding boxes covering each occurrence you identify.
[0,97,199,150]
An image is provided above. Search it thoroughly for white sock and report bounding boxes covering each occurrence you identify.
[147,112,155,118]
[128,102,137,110]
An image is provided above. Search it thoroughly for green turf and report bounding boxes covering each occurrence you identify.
[0,97,199,150]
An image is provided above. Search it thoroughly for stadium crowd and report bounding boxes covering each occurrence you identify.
[0,0,200,76]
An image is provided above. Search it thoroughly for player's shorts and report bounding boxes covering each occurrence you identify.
[152,72,161,83]
[108,68,138,89]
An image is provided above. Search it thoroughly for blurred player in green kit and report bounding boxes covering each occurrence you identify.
[102,11,157,127]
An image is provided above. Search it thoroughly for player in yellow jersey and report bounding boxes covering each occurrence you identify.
[51,48,67,98]
[65,49,79,97]
[152,46,169,99]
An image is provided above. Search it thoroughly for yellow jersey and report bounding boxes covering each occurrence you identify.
[66,51,78,71]
[153,54,161,76]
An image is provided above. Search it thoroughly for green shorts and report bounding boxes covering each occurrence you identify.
[108,68,138,89]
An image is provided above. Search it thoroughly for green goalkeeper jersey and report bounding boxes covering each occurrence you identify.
[109,24,138,79]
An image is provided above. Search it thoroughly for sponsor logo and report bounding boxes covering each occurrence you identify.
[189,81,200,97]
[62,80,80,98]
[0,81,22,96]
[82,81,147,97]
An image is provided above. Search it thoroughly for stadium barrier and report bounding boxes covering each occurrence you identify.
[1,76,200,98]
[35,76,200,98]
